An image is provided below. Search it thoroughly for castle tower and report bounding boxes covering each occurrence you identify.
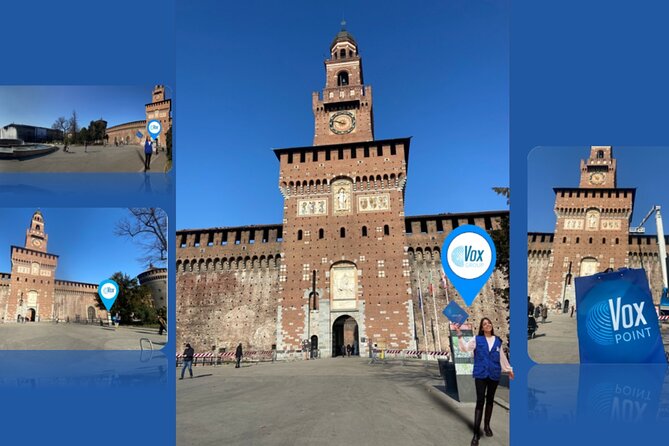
[138,266,168,310]
[6,211,58,322]
[145,85,172,144]
[542,146,634,308]
[275,25,412,358]
[25,210,48,252]
[312,21,374,146]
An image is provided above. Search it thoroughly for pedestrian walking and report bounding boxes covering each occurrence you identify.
[158,316,167,335]
[180,343,194,379]
[570,305,575,318]
[235,343,243,368]
[144,137,153,171]
[84,140,88,153]
[113,312,120,329]
[455,318,514,446]
[346,344,352,357]
[541,305,548,323]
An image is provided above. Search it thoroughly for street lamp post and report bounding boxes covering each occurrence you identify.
[307,270,316,359]
[561,261,573,313]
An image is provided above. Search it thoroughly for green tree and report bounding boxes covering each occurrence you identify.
[78,127,89,145]
[88,119,107,143]
[95,272,157,324]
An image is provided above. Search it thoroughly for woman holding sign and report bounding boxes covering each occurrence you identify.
[455,318,513,446]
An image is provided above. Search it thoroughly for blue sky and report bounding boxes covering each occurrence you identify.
[528,147,669,235]
[0,85,167,130]
[0,208,160,284]
[175,0,509,229]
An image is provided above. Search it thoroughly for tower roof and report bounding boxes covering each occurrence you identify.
[330,20,357,51]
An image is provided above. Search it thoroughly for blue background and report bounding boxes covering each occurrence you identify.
[0,1,175,445]
[512,0,669,445]
[4,1,669,445]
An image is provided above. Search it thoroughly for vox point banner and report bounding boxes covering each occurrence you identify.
[575,268,666,363]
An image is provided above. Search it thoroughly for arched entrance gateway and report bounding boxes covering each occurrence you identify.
[26,308,36,322]
[332,315,359,357]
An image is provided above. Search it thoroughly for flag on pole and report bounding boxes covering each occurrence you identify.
[418,286,423,309]
[440,268,447,288]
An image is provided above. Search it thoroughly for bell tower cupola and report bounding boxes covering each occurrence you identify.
[25,210,48,252]
[312,21,374,146]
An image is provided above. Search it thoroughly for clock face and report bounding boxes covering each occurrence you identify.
[31,238,42,247]
[589,172,606,185]
[329,111,356,135]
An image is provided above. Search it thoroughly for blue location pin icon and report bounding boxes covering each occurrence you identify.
[441,225,496,307]
[98,279,119,311]
[147,119,162,140]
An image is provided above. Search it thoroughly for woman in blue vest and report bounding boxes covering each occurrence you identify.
[455,318,513,446]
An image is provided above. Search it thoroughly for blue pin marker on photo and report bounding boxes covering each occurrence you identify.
[98,279,119,311]
[147,119,162,140]
[441,225,496,307]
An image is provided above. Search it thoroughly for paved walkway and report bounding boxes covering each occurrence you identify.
[176,358,510,446]
[0,322,167,350]
[528,312,580,363]
[0,144,169,173]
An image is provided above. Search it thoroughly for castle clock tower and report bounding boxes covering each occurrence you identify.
[25,210,48,252]
[275,25,412,358]
[542,146,634,308]
[312,21,374,146]
[5,210,58,322]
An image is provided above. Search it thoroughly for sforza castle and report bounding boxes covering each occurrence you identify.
[528,146,668,309]
[176,26,509,359]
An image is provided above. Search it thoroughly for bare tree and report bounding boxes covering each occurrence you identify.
[52,116,70,141]
[115,208,168,268]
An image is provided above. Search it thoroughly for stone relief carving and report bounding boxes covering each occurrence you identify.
[331,264,356,309]
[563,219,584,230]
[332,179,353,215]
[600,219,622,230]
[586,209,600,230]
[358,194,390,212]
[298,199,327,216]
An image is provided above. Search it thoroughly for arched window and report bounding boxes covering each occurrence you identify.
[340,227,346,238]
[384,225,390,236]
[575,237,580,244]
[297,230,303,241]
[362,226,368,237]
[319,228,324,239]
[36,224,41,231]
[337,71,349,86]
[340,49,346,58]
[597,150,604,158]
